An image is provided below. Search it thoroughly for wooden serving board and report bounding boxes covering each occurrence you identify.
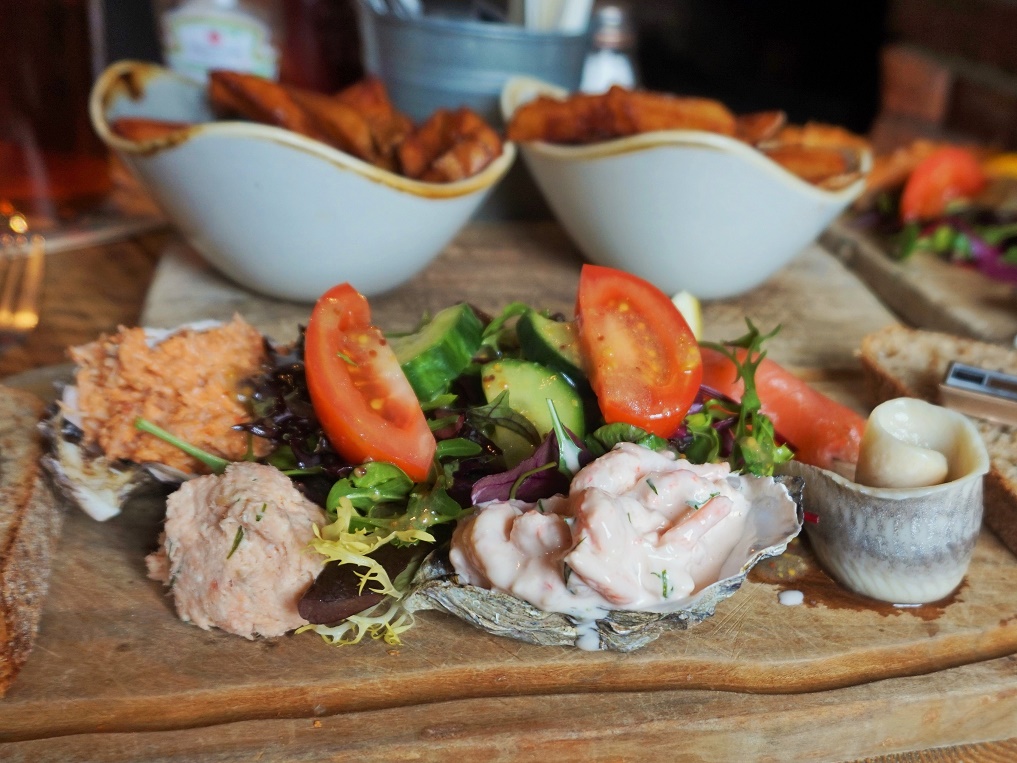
[0,491,1016,752]
[822,217,1017,345]
[140,223,888,411]
[4,223,1017,761]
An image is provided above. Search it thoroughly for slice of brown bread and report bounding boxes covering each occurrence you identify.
[0,385,63,696]
[860,325,1017,556]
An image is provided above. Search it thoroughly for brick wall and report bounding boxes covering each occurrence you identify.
[874,0,1017,150]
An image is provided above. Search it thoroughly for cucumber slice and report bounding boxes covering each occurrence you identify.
[481,358,586,467]
[389,303,483,402]
[516,310,587,385]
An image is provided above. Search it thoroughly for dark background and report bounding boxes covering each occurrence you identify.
[105,0,160,63]
[107,0,889,133]
[634,1,888,133]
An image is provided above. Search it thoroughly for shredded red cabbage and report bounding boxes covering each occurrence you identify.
[854,195,1017,284]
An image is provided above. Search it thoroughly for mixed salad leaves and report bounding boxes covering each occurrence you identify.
[859,145,1017,283]
[144,264,801,645]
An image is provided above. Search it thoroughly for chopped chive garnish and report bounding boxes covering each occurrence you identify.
[227,527,245,559]
[687,492,720,510]
[652,569,673,598]
[135,417,230,474]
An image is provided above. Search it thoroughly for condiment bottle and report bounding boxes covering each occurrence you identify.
[580,2,639,93]
[155,0,284,82]
[278,0,363,93]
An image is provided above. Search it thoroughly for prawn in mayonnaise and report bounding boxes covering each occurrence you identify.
[450,442,754,620]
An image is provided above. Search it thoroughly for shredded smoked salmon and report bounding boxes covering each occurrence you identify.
[69,317,268,473]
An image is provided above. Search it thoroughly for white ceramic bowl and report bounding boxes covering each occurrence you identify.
[500,77,869,300]
[90,60,516,302]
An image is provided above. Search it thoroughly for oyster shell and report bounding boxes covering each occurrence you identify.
[404,474,804,652]
[39,405,187,522]
[38,321,228,522]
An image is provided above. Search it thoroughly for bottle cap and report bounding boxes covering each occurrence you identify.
[592,3,635,51]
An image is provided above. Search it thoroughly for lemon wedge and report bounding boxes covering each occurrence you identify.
[671,290,703,341]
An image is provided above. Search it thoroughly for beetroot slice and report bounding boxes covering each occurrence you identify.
[298,542,432,624]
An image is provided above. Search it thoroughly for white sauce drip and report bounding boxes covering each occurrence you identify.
[778,589,804,606]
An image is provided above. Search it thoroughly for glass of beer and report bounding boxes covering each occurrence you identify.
[0,0,112,223]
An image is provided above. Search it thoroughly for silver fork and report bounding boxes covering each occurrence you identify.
[0,209,46,346]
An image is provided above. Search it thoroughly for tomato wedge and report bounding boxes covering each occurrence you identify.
[305,283,435,482]
[576,265,702,437]
[699,346,865,471]
[899,146,986,222]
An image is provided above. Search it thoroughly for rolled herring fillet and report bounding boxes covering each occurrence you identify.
[854,398,953,488]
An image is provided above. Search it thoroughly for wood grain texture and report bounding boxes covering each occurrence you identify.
[0,232,165,378]
[3,223,1017,761]
[0,388,62,696]
[141,220,892,370]
[821,219,1017,346]
[1,491,1016,746]
[1,655,1016,763]
[139,222,587,343]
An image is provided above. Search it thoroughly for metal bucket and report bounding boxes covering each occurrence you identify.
[355,1,590,127]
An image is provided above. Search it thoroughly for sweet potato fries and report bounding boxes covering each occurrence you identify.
[110,71,503,183]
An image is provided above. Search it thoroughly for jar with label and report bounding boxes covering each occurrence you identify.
[156,0,284,83]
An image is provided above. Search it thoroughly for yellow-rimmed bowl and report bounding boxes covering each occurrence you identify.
[501,76,868,300]
[90,60,516,302]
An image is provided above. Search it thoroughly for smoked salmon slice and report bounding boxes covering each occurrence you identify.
[699,346,865,471]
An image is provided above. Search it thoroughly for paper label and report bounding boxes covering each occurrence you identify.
[163,9,278,82]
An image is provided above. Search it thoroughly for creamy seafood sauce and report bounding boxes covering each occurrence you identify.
[450,443,756,649]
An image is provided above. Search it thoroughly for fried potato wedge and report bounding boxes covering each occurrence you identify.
[334,76,399,123]
[775,121,870,152]
[619,89,737,136]
[202,70,500,182]
[287,88,377,164]
[735,110,787,145]
[400,107,503,182]
[763,121,869,188]
[762,144,854,185]
[399,110,451,179]
[208,70,320,139]
[336,77,414,172]
[110,117,193,142]
[816,171,865,191]
[506,83,872,188]
[506,92,616,144]
[507,86,736,144]
[206,73,251,117]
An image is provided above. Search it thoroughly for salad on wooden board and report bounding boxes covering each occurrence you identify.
[42,264,867,651]
[854,141,1017,283]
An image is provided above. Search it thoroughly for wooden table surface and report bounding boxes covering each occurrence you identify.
[2,222,1017,762]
